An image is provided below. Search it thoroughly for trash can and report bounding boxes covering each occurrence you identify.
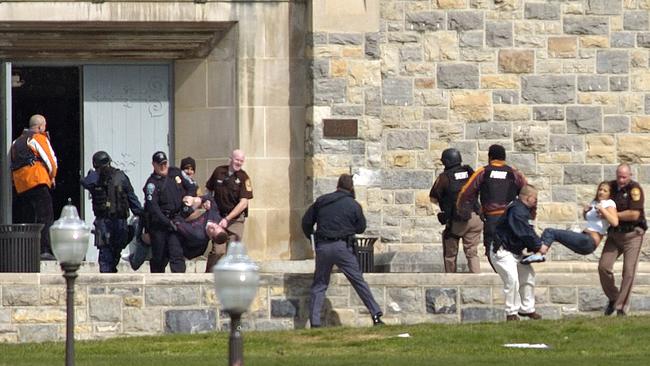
[355,236,377,273]
[0,224,43,273]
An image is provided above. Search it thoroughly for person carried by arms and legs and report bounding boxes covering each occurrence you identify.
[539,181,618,256]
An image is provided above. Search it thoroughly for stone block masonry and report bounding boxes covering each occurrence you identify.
[3,271,650,343]
[307,0,650,257]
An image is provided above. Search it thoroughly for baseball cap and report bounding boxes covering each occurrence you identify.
[152,151,168,164]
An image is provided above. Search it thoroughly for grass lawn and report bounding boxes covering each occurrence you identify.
[2,315,649,366]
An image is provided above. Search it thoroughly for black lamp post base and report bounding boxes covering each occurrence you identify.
[61,263,80,366]
[229,312,243,366]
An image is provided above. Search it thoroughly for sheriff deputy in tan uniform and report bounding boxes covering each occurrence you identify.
[598,163,646,316]
[204,149,253,272]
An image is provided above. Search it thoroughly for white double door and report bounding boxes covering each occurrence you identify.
[82,64,171,261]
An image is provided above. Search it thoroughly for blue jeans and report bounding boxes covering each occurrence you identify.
[541,228,597,255]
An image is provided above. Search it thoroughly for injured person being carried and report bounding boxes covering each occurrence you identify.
[128,195,229,270]
[539,181,619,257]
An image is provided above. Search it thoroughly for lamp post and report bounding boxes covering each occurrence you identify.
[213,241,259,366]
[50,201,90,366]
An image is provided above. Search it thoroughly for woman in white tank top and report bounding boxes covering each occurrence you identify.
[540,181,619,255]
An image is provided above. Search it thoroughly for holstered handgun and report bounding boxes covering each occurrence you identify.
[346,236,357,256]
[93,221,110,248]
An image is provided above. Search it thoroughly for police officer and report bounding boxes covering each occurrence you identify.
[204,149,253,272]
[429,148,483,273]
[302,174,384,328]
[456,144,527,266]
[143,151,188,273]
[81,151,143,273]
[599,163,646,316]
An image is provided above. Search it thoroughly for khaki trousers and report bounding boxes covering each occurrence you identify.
[443,212,483,273]
[598,229,644,311]
[204,216,245,273]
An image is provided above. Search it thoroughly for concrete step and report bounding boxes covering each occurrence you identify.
[34,257,650,274]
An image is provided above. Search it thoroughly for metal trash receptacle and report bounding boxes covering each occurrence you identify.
[355,236,377,273]
[0,224,43,273]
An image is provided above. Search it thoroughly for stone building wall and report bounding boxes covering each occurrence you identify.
[308,0,650,257]
[2,270,650,343]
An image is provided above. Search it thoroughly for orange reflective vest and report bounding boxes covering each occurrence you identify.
[11,130,58,194]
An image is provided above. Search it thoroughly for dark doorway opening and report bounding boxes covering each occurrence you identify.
[11,66,81,223]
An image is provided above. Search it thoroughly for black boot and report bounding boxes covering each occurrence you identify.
[372,313,384,326]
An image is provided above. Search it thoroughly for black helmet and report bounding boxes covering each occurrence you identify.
[441,148,462,168]
[92,151,112,169]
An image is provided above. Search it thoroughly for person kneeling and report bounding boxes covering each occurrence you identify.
[491,185,548,321]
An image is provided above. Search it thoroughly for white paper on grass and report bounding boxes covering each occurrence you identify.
[396,333,411,338]
[503,343,550,349]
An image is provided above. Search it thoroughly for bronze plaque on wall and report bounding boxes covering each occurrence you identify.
[323,119,358,138]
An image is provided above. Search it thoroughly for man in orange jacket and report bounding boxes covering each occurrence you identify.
[11,114,58,260]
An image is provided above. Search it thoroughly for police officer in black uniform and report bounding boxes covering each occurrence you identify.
[430,148,483,273]
[81,151,143,273]
[302,174,384,328]
[143,151,190,273]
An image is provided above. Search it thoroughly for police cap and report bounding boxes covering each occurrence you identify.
[152,151,168,165]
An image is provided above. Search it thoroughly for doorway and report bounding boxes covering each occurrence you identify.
[9,64,171,261]
[11,66,81,223]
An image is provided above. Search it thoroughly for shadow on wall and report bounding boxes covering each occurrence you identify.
[288,1,311,260]
[276,273,341,329]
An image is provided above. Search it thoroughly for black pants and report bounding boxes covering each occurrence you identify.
[149,228,186,273]
[483,215,502,272]
[18,185,54,255]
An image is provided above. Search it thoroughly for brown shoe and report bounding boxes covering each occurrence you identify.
[518,311,542,320]
[506,314,519,321]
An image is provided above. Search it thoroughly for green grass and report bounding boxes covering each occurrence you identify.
[2,316,650,366]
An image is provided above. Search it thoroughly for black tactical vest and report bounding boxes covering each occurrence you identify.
[10,131,37,171]
[479,164,518,207]
[439,165,473,222]
[92,168,129,219]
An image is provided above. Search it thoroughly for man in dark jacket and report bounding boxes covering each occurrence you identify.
[143,151,191,273]
[302,174,384,328]
[491,185,548,321]
[81,151,143,273]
